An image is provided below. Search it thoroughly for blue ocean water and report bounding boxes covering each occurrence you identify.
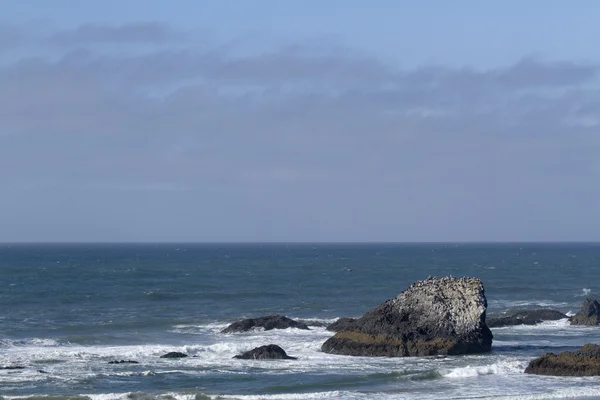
[1,243,600,400]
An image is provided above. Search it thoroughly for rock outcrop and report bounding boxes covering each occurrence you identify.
[160,352,188,358]
[222,316,309,333]
[321,277,493,357]
[326,318,357,332]
[234,344,297,360]
[487,309,567,328]
[570,298,600,325]
[524,344,600,376]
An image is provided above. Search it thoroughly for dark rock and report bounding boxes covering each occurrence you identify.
[109,360,139,364]
[524,344,600,376]
[0,366,25,370]
[222,315,309,333]
[487,309,567,328]
[570,298,600,325]
[37,370,48,374]
[234,344,297,360]
[326,317,358,332]
[160,352,188,358]
[321,276,493,357]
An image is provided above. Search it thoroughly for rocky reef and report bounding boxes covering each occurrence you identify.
[487,309,567,328]
[321,276,493,357]
[222,315,309,333]
[525,344,600,376]
[570,298,600,326]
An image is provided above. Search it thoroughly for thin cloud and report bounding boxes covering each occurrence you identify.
[1,23,599,241]
[50,21,182,44]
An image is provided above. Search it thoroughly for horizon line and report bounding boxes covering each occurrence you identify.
[1,241,600,245]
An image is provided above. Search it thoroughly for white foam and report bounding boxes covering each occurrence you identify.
[576,288,592,297]
[477,385,600,400]
[0,338,60,347]
[441,359,526,378]
[488,300,570,310]
[219,391,350,400]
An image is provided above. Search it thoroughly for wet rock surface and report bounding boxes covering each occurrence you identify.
[109,360,139,364]
[160,352,188,358]
[570,298,600,326]
[222,315,309,333]
[321,277,493,357]
[234,344,297,360]
[525,344,600,376]
[326,317,357,332]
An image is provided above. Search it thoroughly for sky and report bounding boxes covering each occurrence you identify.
[1,1,599,242]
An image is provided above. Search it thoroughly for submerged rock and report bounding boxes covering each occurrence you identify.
[321,276,493,357]
[222,315,309,333]
[525,344,600,376]
[234,344,297,360]
[570,298,600,325]
[160,352,188,358]
[487,309,567,328]
[326,317,357,332]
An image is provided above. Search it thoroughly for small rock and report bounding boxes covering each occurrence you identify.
[0,366,25,370]
[222,315,309,333]
[234,344,297,360]
[160,352,188,358]
[108,360,139,364]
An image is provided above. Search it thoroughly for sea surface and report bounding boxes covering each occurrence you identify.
[1,243,600,400]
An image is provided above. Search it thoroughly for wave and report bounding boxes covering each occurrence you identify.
[575,288,593,297]
[477,386,600,400]
[440,359,526,378]
[488,299,570,310]
[0,338,60,347]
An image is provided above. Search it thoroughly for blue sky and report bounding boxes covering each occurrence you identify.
[1,1,599,242]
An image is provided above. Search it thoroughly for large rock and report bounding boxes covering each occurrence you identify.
[222,316,309,333]
[570,298,600,326]
[487,309,567,328]
[234,344,297,360]
[321,277,493,357]
[524,344,600,376]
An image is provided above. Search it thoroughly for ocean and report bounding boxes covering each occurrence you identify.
[1,243,600,400]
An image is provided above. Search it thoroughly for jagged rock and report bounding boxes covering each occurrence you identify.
[321,277,493,357]
[525,344,600,376]
[108,360,139,364]
[234,344,297,360]
[570,298,600,325]
[160,352,188,358]
[222,315,309,333]
[487,309,567,328]
[326,317,357,332]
